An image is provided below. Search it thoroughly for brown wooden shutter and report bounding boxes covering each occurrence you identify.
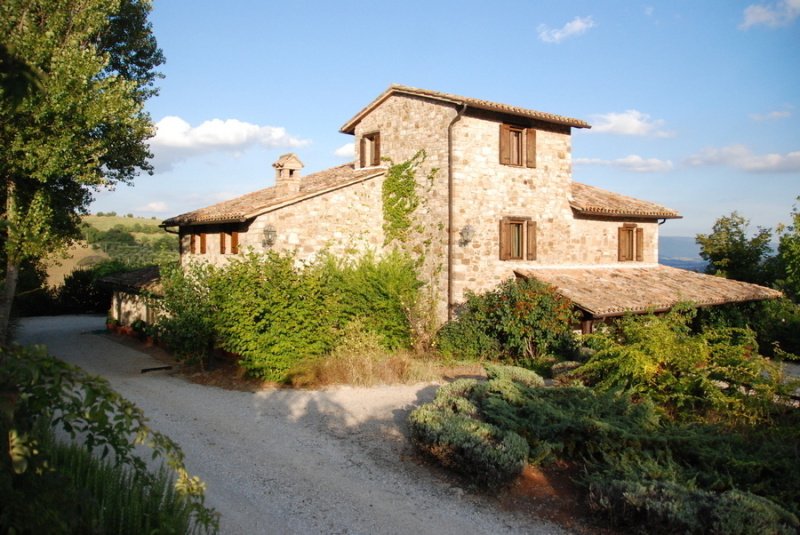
[200,233,207,254]
[618,227,631,261]
[372,133,381,166]
[499,124,511,165]
[220,232,226,254]
[635,227,644,261]
[190,232,196,254]
[359,137,366,168]
[525,128,537,168]
[231,231,239,254]
[499,218,511,260]
[526,221,537,260]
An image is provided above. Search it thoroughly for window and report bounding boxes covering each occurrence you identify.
[230,231,239,254]
[499,217,537,261]
[199,232,207,254]
[190,232,196,254]
[360,132,380,167]
[499,124,536,168]
[618,223,644,262]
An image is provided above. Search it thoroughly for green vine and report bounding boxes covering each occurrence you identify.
[382,150,427,245]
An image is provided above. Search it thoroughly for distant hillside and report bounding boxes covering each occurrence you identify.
[659,236,707,271]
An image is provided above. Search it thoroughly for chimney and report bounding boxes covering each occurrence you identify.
[272,153,304,196]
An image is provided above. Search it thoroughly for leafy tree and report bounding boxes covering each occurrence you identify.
[696,212,774,285]
[777,197,800,300]
[0,0,164,344]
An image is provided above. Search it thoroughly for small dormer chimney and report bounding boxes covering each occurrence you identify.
[273,153,304,196]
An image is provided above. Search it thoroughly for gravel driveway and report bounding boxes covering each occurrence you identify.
[17,315,568,535]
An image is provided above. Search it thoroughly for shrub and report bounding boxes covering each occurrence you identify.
[0,345,218,533]
[408,377,529,487]
[484,363,545,388]
[436,278,578,369]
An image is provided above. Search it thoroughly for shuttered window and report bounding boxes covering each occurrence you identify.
[231,231,239,254]
[220,232,226,254]
[199,233,207,254]
[499,124,537,168]
[618,224,644,262]
[499,217,537,261]
[190,232,197,254]
[360,132,381,167]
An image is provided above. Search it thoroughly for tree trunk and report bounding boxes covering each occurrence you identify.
[0,178,18,347]
[0,260,19,347]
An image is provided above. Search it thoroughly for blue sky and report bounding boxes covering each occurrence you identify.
[91,0,800,237]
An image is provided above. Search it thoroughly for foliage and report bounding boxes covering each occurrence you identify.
[436,278,578,369]
[82,221,179,266]
[777,197,800,300]
[382,150,425,245]
[157,262,217,367]
[0,344,218,533]
[207,252,338,381]
[0,0,164,343]
[577,306,797,424]
[408,375,530,487]
[696,212,775,285]
[410,358,800,533]
[323,250,422,350]
[157,250,423,382]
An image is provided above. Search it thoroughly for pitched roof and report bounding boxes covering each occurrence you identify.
[516,265,781,318]
[570,182,681,220]
[162,163,384,226]
[99,266,162,295]
[340,84,592,134]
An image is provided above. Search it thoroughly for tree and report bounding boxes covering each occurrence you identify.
[696,212,774,285]
[777,197,800,300]
[0,0,163,343]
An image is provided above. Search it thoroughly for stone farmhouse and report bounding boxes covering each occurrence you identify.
[111,85,780,331]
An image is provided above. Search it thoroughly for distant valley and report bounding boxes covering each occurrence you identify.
[659,236,707,272]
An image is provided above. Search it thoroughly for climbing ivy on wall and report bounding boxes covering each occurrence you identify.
[382,150,429,245]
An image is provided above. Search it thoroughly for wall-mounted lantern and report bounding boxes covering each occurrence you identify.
[459,224,475,246]
[262,225,277,248]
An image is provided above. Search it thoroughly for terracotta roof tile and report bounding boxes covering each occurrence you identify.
[99,266,162,295]
[516,265,781,317]
[570,182,681,219]
[162,163,384,226]
[340,84,591,134]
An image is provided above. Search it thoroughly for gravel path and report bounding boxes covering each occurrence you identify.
[17,315,568,535]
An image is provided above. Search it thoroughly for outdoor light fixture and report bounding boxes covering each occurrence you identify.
[262,225,277,248]
[459,224,475,246]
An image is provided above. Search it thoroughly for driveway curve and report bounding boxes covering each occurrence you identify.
[17,315,567,535]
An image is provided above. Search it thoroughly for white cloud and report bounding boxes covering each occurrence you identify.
[334,142,355,158]
[589,110,675,137]
[740,0,800,28]
[537,16,595,44]
[750,106,793,121]
[149,116,309,173]
[575,155,673,173]
[138,201,169,213]
[686,144,800,172]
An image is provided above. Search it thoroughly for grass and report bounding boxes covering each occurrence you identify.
[84,214,162,231]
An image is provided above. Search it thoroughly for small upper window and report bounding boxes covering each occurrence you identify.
[499,124,536,168]
[499,217,537,261]
[618,224,644,262]
[360,132,381,167]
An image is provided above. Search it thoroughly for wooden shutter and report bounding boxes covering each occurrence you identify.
[525,128,537,168]
[359,136,366,168]
[618,227,632,261]
[635,227,644,261]
[231,231,239,254]
[371,133,381,166]
[200,233,207,254]
[526,221,537,260]
[499,218,511,260]
[499,124,511,165]
[190,232,196,254]
[220,232,226,254]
